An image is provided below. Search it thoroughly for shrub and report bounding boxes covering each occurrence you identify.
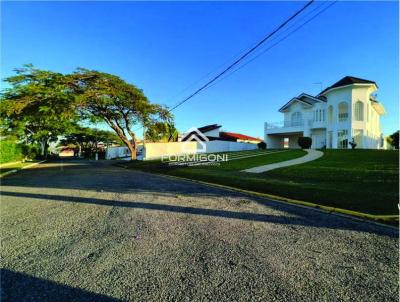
[0,140,24,164]
[297,137,312,149]
[257,141,266,149]
[21,144,39,159]
[349,138,357,149]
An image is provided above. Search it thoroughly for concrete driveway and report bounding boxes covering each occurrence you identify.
[1,160,398,301]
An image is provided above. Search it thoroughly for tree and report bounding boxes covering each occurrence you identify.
[145,122,178,142]
[69,69,172,160]
[0,65,77,157]
[387,131,399,149]
[60,126,122,158]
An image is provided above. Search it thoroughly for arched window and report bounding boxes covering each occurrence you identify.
[354,101,364,121]
[338,102,348,122]
[291,112,302,126]
[328,106,333,123]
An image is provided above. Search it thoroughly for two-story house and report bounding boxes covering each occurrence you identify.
[264,76,386,149]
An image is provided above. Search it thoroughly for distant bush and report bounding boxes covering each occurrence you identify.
[0,140,24,164]
[21,144,39,159]
[297,137,312,149]
[258,141,267,149]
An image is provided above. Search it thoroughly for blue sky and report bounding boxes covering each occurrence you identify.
[1,1,398,138]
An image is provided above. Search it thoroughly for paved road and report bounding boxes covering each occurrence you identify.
[1,160,398,301]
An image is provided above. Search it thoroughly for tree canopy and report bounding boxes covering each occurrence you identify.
[69,69,172,159]
[145,121,178,143]
[0,65,78,156]
[0,66,174,160]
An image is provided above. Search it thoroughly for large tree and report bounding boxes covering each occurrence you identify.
[0,65,77,157]
[69,69,172,160]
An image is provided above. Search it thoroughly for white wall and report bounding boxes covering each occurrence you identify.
[283,102,313,124]
[144,141,197,160]
[105,145,144,160]
[265,135,283,148]
[203,141,257,153]
[325,86,353,149]
[288,134,303,149]
[351,85,382,149]
[311,129,326,148]
[105,146,131,159]
[105,141,257,160]
[143,141,257,160]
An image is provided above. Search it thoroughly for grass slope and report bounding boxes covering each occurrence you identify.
[128,149,399,215]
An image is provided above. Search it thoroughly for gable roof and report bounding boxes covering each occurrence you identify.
[298,93,327,103]
[220,131,262,142]
[198,124,222,133]
[318,76,377,96]
[278,92,327,112]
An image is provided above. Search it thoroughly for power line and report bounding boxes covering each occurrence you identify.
[165,1,325,111]
[205,1,337,90]
[169,0,315,112]
[134,1,321,133]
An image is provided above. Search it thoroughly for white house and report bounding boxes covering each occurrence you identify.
[264,76,386,149]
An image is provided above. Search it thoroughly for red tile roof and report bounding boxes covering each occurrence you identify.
[220,131,262,142]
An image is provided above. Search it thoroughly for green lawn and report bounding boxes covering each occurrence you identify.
[127,149,399,215]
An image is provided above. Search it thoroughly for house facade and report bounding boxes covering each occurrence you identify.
[265,76,386,149]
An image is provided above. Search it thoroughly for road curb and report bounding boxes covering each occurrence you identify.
[0,160,46,178]
[120,167,398,230]
[165,174,398,230]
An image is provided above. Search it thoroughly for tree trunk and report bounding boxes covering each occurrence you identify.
[39,138,47,158]
[127,140,137,160]
[105,119,137,160]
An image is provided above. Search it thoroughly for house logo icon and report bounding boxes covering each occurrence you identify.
[181,127,209,153]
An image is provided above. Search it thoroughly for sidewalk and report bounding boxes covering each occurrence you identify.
[242,149,323,173]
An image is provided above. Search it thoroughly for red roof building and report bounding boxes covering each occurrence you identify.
[219,131,262,143]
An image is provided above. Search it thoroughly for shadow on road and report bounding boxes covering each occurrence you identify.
[1,159,398,238]
[1,189,397,238]
[1,269,118,302]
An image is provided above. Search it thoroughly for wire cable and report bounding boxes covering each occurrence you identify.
[168,0,315,112]
[205,1,337,91]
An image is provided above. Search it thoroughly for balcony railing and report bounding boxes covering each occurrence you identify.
[265,119,305,129]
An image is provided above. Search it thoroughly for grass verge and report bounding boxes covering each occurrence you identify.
[125,149,399,218]
[0,160,40,177]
